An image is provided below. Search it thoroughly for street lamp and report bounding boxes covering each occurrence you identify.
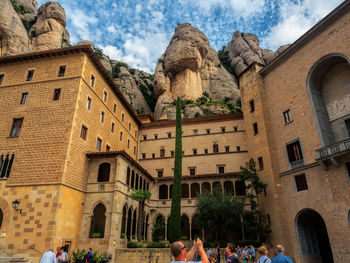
[12,200,22,214]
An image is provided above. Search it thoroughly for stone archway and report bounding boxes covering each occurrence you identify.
[296,209,333,263]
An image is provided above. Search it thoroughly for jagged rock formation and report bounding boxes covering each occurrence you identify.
[153,23,240,120]
[0,0,69,56]
[224,31,290,77]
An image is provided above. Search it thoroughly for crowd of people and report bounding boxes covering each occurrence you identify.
[40,247,93,263]
[171,238,293,263]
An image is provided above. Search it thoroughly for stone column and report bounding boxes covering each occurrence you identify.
[189,222,192,240]
[165,217,168,241]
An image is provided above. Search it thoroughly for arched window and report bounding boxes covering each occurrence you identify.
[191,183,200,198]
[235,180,246,196]
[159,184,168,199]
[154,214,165,240]
[145,214,149,241]
[131,171,135,188]
[202,182,211,193]
[121,205,127,238]
[181,215,190,239]
[147,182,149,191]
[143,179,146,190]
[0,209,3,230]
[224,181,234,195]
[135,173,139,189]
[139,176,143,190]
[126,167,130,185]
[89,204,106,238]
[132,210,137,238]
[97,163,110,182]
[127,207,132,240]
[182,184,189,198]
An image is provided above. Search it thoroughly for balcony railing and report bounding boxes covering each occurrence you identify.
[290,159,305,169]
[316,138,350,160]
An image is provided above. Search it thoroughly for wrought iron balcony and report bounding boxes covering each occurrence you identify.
[316,138,350,168]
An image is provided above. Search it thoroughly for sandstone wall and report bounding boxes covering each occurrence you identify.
[114,248,172,263]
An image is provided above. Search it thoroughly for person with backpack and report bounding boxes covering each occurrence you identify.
[257,246,271,263]
[242,246,249,263]
[84,248,93,263]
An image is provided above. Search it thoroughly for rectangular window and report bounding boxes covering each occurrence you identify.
[213,144,219,153]
[225,146,230,153]
[120,131,123,141]
[168,132,171,138]
[129,123,131,131]
[283,109,293,124]
[86,97,91,110]
[258,157,264,170]
[106,145,110,152]
[142,153,146,159]
[152,153,155,159]
[287,140,304,169]
[190,168,196,176]
[143,135,147,140]
[221,127,226,133]
[53,88,61,100]
[58,66,66,77]
[344,118,350,138]
[206,129,210,134]
[204,149,208,154]
[253,122,258,135]
[100,111,105,123]
[157,170,163,178]
[134,146,136,155]
[170,151,174,157]
[111,122,115,133]
[122,113,125,122]
[250,100,255,112]
[10,118,23,137]
[294,174,308,191]
[0,74,4,85]
[90,75,95,87]
[233,126,238,132]
[193,129,198,135]
[236,146,240,151]
[218,166,225,174]
[26,70,34,81]
[80,125,88,140]
[103,91,107,102]
[160,148,165,157]
[154,134,158,139]
[96,138,102,151]
[127,139,130,148]
[20,93,28,104]
[193,149,197,155]
[113,103,117,113]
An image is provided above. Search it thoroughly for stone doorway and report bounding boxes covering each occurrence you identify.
[296,209,333,263]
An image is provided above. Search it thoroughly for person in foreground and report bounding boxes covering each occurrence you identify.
[40,249,56,263]
[256,246,271,263]
[271,245,293,263]
[171,238,209,263]
[225,243,239,263]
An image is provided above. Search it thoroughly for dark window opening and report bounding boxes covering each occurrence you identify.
[204,149,208,154]
[190,168,196,176]
[0,153,15,178]
[267,214,271,225]
[121,114,124,122]
[90,75,95,87]
[258,157,264,170]
[159,185,168,199]
[213,144,219,153]
[168,133,171,138]
[97,163,110,182]
[100,111,105,123]
[346,162,350,180]
[103,91,107,102]
[194,129,198,135]
[236,146,240,151]
[129,123,131,131]
[206,129,210,134]
[160,148,165,157]
[283,109,293,124]
[221,127,226,133]
[113,103,117,113]
[152,153,155,159]
[80,125,88,140]
[170,151,174,157]
[193,149,197,155]
[106,145,110,152]
[233,126,238,132]
[89,204,106,238]
[225,146,230,153]
[143,135,147,140]
[218,166,225,174]
[120,132,123,141]
[126,167,130,185]
[235,180,246,196]
[131,171,135,188]
[0,74,4,85]
[26,70,34,81]
[142,153,146,159]
[287,140,304,168]
[135,174,139,189]
[253,122,258,135]
[86,97,91,109]
[127,139,130,149]
[58,66,66,77]
[20,93,28,104]
[154,134,158,139]
[202,182,211,193]
[53,88,61,100]
[191,183,200,198]
[157,170,163,178]
[224,181,234,195]
[111,122,115,133]
[295,174,308,191]
[10,118,23,137]
[250,100,255,112]
[182,184,189,198]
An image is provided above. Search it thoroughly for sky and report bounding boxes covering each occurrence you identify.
[37,0,344,73]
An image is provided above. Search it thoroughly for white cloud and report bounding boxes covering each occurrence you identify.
[68,9,98,43]
[100,45,123,60]
[107,25,117,34]
[261,0,343,50]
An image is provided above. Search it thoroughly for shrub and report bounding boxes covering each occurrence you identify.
[194,112,202,117]
[72,249,87,263]
[94,48,104,60]
[90,232,101,238]
[127,241,169,248]
[147,242,166,248]
[93,251,104,263]
[129,68,136,75]
[127,242,140,248]
[203,91,209,98]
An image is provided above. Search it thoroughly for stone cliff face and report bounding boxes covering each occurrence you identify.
[154,23,241,119]
[224,31,290,77]
[0,0,69,56]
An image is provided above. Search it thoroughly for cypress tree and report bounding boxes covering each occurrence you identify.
[168,97,182,243]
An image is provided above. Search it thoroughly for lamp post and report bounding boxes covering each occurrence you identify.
[12,200,22,214]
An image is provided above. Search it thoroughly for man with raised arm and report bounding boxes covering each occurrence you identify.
[171,238,209,263]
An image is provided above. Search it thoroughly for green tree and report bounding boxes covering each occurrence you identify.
[152,214,165,242]
[168,97,182,243]
[238,158,270,242]
[130,190,151,241]
[195,186,244,241]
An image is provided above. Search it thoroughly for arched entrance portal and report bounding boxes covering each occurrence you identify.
[296,209,333,263]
